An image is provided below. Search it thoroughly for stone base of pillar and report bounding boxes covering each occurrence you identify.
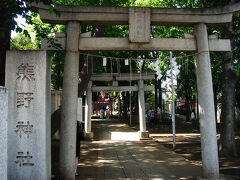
[84,132,93,140]
[138,131,150,140]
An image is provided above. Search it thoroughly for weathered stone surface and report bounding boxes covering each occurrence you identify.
[138,131,150,140]
[85,81,92,133]
[90,72,155,81]
[91,85,154,92]
[0,87,8,180]
[78,37,231,52]
[112,81,118,86]
[84,132,93,140]
[59,21,80,179]
[42,36,231,52]
[41,32,91,51]
[194,24,219,179]
[77,97,83,122]
[36,2,240,25]
[129,7,150,43]
[5,51,51,180]
[138,80,147,132]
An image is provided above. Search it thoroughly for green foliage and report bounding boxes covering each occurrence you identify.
[11,33,38,50]
[0,0,53,38]
[29,13,66,49]
[104,25,129,37]
[145,90,155,107]
[176,56,197,101]
[133,0,177,7]
[234,14,240,77]
[49,51,64,89]
[52,0,132,6]
[11,25,39,50]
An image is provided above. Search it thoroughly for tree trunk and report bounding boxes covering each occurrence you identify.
[184,74,191,121]
[158,79,163,110]
[122,92,128,118]
[220,60,238,156]
[119,95,122,116]
[78,57,93,96]
[0,29,11,86]
[220,23,238,157]
[185,94,190,121]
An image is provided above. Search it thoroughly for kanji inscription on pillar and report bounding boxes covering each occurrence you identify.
[16,92,34,108]
[129,7,151,43]
[15,121,33,138]
[16,63,35,81]
[6,51,51,180]
[15,152,34,167]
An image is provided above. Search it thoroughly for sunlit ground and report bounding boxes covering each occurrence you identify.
[111,132,139,141]
[74,118,203,180]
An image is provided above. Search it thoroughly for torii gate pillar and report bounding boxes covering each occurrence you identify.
[60,21,80,180]
[194,23,219,179]
[138,79,149,139]
[85,81,93,139]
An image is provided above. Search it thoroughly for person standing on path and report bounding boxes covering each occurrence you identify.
[191,109,196,129]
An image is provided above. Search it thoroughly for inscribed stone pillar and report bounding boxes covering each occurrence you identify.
[84,81,93,138]
[5,51,51,180]
[0,87,8,180]
[60,21,80,180]
[138,80,149,139]
[194,23,219,179]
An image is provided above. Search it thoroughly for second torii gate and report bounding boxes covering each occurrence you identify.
[84,72,155,139]
[37,2,240,180]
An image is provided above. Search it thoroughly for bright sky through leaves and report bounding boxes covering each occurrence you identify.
[11,15,27,37]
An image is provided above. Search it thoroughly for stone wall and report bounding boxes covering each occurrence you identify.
[0,86,8,180]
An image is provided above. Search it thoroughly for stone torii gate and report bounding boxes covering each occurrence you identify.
[37,2,240,180]
[84,72,155,139]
